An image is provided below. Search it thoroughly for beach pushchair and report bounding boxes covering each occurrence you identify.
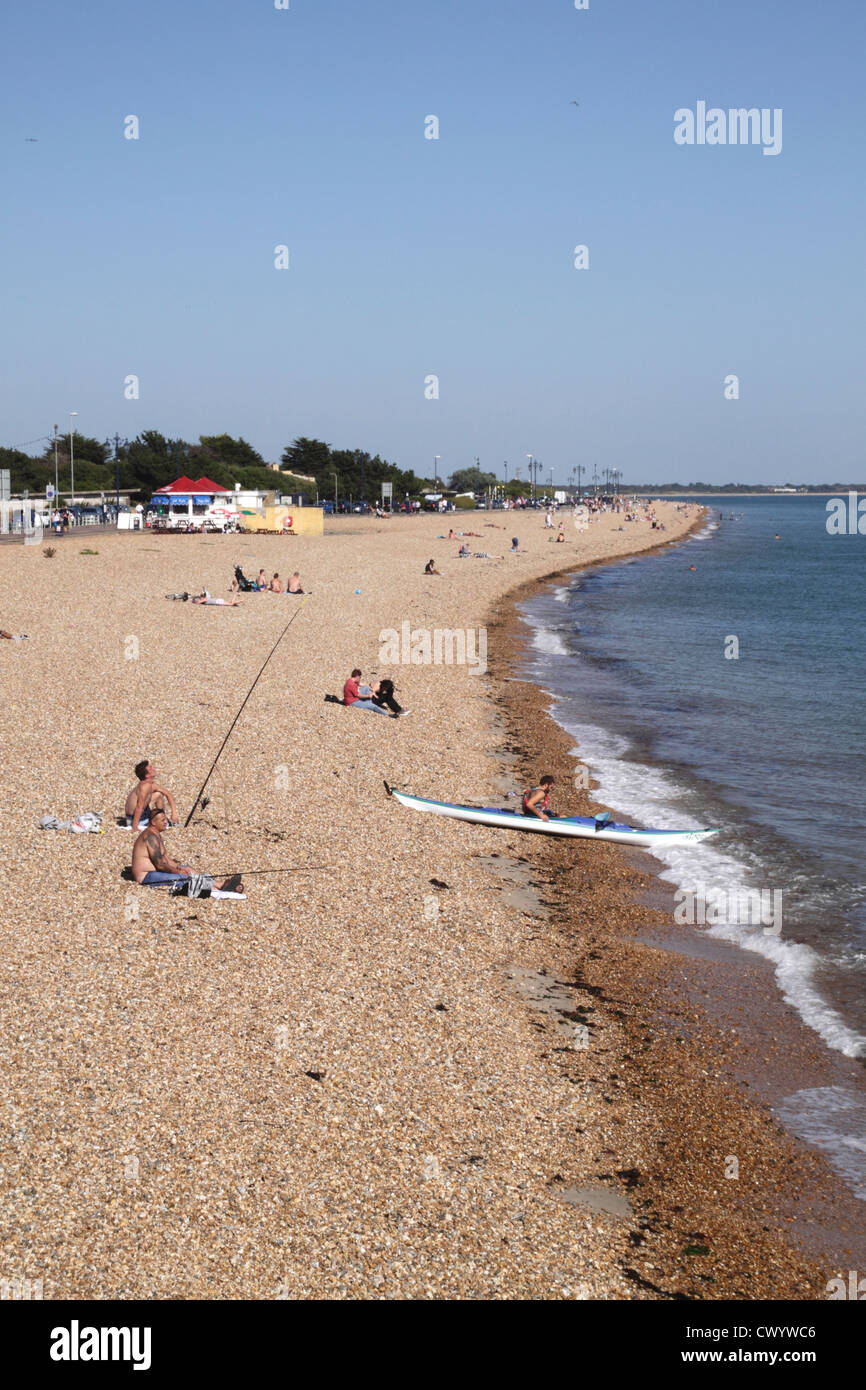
[234,565,258,591]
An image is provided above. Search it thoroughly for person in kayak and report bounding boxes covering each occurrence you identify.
[522,775,556,821]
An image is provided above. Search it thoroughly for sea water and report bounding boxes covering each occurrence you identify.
[518,496,866,1192]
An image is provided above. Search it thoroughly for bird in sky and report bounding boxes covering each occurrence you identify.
[570,100,579,107]
[25,137,38,142]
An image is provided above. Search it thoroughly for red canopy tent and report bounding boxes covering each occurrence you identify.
[153,476,199,495]
[153,476,231,496]
[190,476,231,494]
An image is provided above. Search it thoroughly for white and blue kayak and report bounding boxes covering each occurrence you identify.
[385,785,719,848]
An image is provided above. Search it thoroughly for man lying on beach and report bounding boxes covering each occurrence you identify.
[522,775,556,822]
[343,668,392,716]
[125,759,177,831]
[131,807,242,891]
[192,589,241,606]
[1,629,28,639]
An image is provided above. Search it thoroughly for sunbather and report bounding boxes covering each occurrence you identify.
[192,589,240,606]
[131,807,242,891]
[125,759,177,831]
[287,572,304,593]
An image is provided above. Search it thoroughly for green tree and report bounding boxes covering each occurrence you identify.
[448,467,498,494]
[197,434,265,472]
[280,437,332,476]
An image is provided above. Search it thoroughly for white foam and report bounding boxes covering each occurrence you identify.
[776,1086,866,1199]
[530,626,569,657]
[559,714,866,1060]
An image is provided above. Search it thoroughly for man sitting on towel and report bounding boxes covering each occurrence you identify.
[131,807,242,892]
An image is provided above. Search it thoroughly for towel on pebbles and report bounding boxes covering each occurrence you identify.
[38,812,103,833]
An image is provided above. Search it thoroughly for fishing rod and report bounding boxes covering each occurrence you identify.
[184,594,311,828]
[209,865,332,878]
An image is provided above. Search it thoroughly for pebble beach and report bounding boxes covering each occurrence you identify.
[0,502,841,1300]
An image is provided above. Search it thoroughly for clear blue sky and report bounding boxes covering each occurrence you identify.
[2,0,863,484]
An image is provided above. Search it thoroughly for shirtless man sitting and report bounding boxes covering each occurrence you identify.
[269,573,284,593]
[125,759,177,832]
[131,807,242,891]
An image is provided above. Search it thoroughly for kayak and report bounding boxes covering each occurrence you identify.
[386,786,719,848]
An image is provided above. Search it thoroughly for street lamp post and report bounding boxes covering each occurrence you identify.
[527,454,534,501]
[332,473,338,510]
[106,434,128,510]
[434,455,440,490]
[68,412,78,505]
[53,425,59,507]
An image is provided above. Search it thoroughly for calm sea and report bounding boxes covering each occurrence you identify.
[519,495,866,1195]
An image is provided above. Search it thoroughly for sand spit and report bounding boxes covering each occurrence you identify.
[0,503,732,1301]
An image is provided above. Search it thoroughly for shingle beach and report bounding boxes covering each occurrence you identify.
[0,504,841,1299]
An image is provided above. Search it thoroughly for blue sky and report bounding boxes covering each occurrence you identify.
[1,0,863,484]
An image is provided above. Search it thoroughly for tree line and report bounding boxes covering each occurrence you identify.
[0,433,437,500]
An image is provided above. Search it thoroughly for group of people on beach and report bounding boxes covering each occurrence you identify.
[251,569,305,594]
[166,568,306,605]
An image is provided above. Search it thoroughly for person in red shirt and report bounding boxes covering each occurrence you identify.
[343,668,392,715]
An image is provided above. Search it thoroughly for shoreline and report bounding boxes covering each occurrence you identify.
[486,532,865,1296]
